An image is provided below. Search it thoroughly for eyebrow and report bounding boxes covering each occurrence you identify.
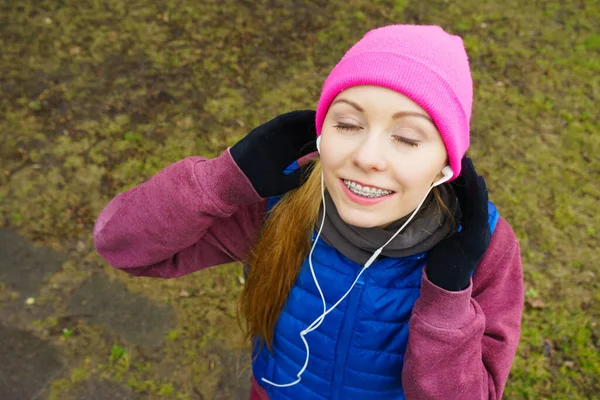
[331,98,434,123]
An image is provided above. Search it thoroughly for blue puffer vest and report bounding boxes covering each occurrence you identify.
[252,179,500,400]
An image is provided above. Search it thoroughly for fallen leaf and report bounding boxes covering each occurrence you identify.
[527,297,545,309]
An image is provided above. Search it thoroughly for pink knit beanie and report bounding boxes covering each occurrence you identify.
[315,25,473,180]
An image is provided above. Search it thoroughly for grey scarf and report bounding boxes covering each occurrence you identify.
[317,185,459,265]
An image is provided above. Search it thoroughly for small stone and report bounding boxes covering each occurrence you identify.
[25,297,35,305]
[178,289,190,298]
[76,240,86,252]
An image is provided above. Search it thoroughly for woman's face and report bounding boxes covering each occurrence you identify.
[319,85,448,228]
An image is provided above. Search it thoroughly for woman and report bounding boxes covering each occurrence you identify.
[94,25,524,399]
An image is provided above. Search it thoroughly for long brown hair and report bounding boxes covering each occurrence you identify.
[238,158,453,352]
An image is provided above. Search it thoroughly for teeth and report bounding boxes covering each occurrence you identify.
[343,180,393,198]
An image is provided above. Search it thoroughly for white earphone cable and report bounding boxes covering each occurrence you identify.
[262,165,451,388]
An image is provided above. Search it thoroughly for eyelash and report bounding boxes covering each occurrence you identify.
[334,123,361,131]
[333,124,420,148]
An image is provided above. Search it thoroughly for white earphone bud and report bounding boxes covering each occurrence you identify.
[316,136,321,153]
[432,165,453,187]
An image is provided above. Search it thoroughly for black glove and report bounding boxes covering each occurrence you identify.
[426,157,492,291]
[230,110,317,198]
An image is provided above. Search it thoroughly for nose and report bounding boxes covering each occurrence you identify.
[352,133,388,172]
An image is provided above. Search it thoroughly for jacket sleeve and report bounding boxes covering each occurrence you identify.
[93,148,268,278]
[402,218,524,399]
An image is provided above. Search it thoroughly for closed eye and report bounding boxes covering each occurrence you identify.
[335,123,420,147]
[393,136,420,147]
[334,123,362,131]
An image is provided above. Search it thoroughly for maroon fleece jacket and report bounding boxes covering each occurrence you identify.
[94,149,524,399]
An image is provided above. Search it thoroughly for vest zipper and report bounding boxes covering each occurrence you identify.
[330,274,366,400]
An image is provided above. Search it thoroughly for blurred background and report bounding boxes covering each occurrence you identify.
[1,0,598,399]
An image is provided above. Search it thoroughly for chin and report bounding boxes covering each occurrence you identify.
[337,208,390,229]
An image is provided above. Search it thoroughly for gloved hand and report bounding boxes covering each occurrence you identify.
[230,110,318,198]
[426,157,492,291]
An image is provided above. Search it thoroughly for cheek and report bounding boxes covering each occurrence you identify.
[319,148,334,174]
[322,165,341,192]
[318,134,346,170]
[390,165,431,191]
[391,152,445,189]
[318,151,338,190]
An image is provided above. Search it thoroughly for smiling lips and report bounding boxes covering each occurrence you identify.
[342,179,394,197]
[339,178,396,206]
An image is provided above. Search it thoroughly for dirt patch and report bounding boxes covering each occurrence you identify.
[209,344,253,400]
[62,378,143,400]
[68,274,174,349]
[0,228,65,297]
[0,324,63,400]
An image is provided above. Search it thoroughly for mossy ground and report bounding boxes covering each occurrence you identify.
[1,0,598,398]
